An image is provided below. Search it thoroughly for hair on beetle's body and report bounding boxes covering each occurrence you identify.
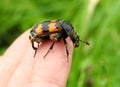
[29,19,89,61]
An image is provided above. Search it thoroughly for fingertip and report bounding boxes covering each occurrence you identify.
[30,38,74,86]
[35,38,73,63]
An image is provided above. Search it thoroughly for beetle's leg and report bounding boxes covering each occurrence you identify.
[34,50,37,57]
[63,39,69,62]
[32,41,38,50]
[43,41,55,58]
[32,41,39,57]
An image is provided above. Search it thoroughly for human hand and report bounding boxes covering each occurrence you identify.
[0,30,73,87]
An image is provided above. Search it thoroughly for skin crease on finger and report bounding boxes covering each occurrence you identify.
[0,29,74,87]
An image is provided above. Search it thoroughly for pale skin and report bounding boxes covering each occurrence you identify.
[0,30,73,87]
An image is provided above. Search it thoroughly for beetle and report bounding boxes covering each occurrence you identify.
[29,19,89,61]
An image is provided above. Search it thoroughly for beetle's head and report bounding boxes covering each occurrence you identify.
[74,35,80,47]
[70,32,80,47]
[70,32,89,47]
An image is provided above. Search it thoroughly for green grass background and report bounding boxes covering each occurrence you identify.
[0,0,120,87]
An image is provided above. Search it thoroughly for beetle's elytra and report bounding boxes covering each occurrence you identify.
[29,19,89,61]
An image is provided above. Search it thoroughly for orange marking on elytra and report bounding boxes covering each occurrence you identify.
[35,24,43,34]
[48,23,62,33]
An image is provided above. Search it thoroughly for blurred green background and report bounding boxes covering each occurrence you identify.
[0,0,120,87]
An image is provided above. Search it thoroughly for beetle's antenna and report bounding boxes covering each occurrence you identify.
[79,39,90,45]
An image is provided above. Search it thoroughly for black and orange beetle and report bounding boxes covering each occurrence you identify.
[29,19,89,61]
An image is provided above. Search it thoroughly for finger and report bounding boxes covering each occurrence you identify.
[6,38,73,87]
[0,30,31,87]
[3,30,30,59]
[7,45,34,87]
[27,38,73,87]
[6,30,36,87]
